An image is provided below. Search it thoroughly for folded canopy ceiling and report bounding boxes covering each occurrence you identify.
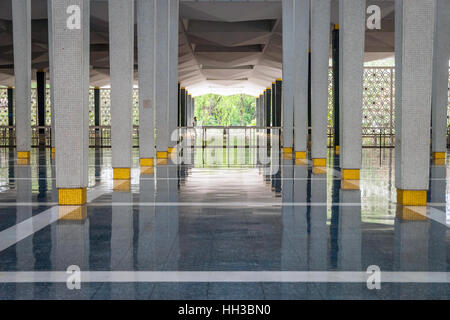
[0,0,395,96]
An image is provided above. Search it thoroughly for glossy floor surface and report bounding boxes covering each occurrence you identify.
[0,147,449,300]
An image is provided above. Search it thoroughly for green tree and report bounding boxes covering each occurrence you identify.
[194,94,256,126]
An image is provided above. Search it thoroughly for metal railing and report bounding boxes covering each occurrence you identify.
[0,125,437,149]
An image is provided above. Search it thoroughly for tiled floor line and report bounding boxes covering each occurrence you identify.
[0,183,109,253]
[0,271,448,284]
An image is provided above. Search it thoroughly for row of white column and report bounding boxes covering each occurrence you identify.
[281,0,450,205]
[10,0,180,204]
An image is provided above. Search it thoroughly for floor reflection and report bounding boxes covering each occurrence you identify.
[0,146,448,299]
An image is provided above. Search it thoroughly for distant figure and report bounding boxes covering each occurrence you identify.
[193,116,198,127]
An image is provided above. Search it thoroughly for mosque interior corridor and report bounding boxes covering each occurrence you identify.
[0,143,448,300]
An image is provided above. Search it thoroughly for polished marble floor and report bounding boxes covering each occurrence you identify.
[0,146,448,300]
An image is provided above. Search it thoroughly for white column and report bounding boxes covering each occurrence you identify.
[109,0,134,181]
[50,0,90,205]
[282,0,294,154]
[395,0,436,205]
[12,0,31,160]
[339,0,365,180]
[137,0,156,168]
[311,0,331,167]
[431,0,450,160]
[47,0,56,154]
[155,0,170,159]
[168,0,179,152]
[293,0,309,159]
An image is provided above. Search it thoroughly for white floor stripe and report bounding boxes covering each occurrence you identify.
[0,185,108,253]
[0,271,448,284]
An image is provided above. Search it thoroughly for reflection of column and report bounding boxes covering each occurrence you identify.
[37,148,48,200]
[111,191,134,299]
[281,160,307,298]
[281,159,294,272]
[12,0,31,161]
[428,166,446,272]
[53,210,90,299]
[431,0,450,161]
[137,174,155,296]
[165,165,180,270]
[16,165,32,299]
[309,170,327,271]
[338,189,361,271]
[51,0,90,205]
[110,0,134,183]
[311,0,331,168]
[334,187,361,298]
[137,0,156,169]
[339,0,365,181]
[395,0,435,205]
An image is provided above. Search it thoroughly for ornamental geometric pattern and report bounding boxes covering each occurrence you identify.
[0,67,449,148]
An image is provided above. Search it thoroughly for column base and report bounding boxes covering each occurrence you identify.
[283,147,293,155]
[113,168,131,180]
[342,169,360,180]
[397,189,427,206]
[58,188,87,206]
[168,147,176,154]
[433,152,446,159]
[295,151,306,159]
[113,179,131,192]
[140,158,154,167]
[335,145,340,155]
[433,152,446,165]
[17,151,30,159]
[157,151,168,159]
[313,158,326,167]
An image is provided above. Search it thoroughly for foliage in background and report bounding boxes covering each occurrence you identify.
[194,94,256,126]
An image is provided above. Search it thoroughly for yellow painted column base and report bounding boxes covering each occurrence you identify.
[397,189,427,206]
[283,147,293,154]
[58,188,87,206]
[51,147,56,154]
[295,151,306,159]
[157,151,168,159]
[113,168,131,180]
[17,151,30,159]
[342,169,360,180]
[335,145,340,152]
[433,152,446,159]
[113,180,131,192]
[313,158,326,167]
[140,158,154,167]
